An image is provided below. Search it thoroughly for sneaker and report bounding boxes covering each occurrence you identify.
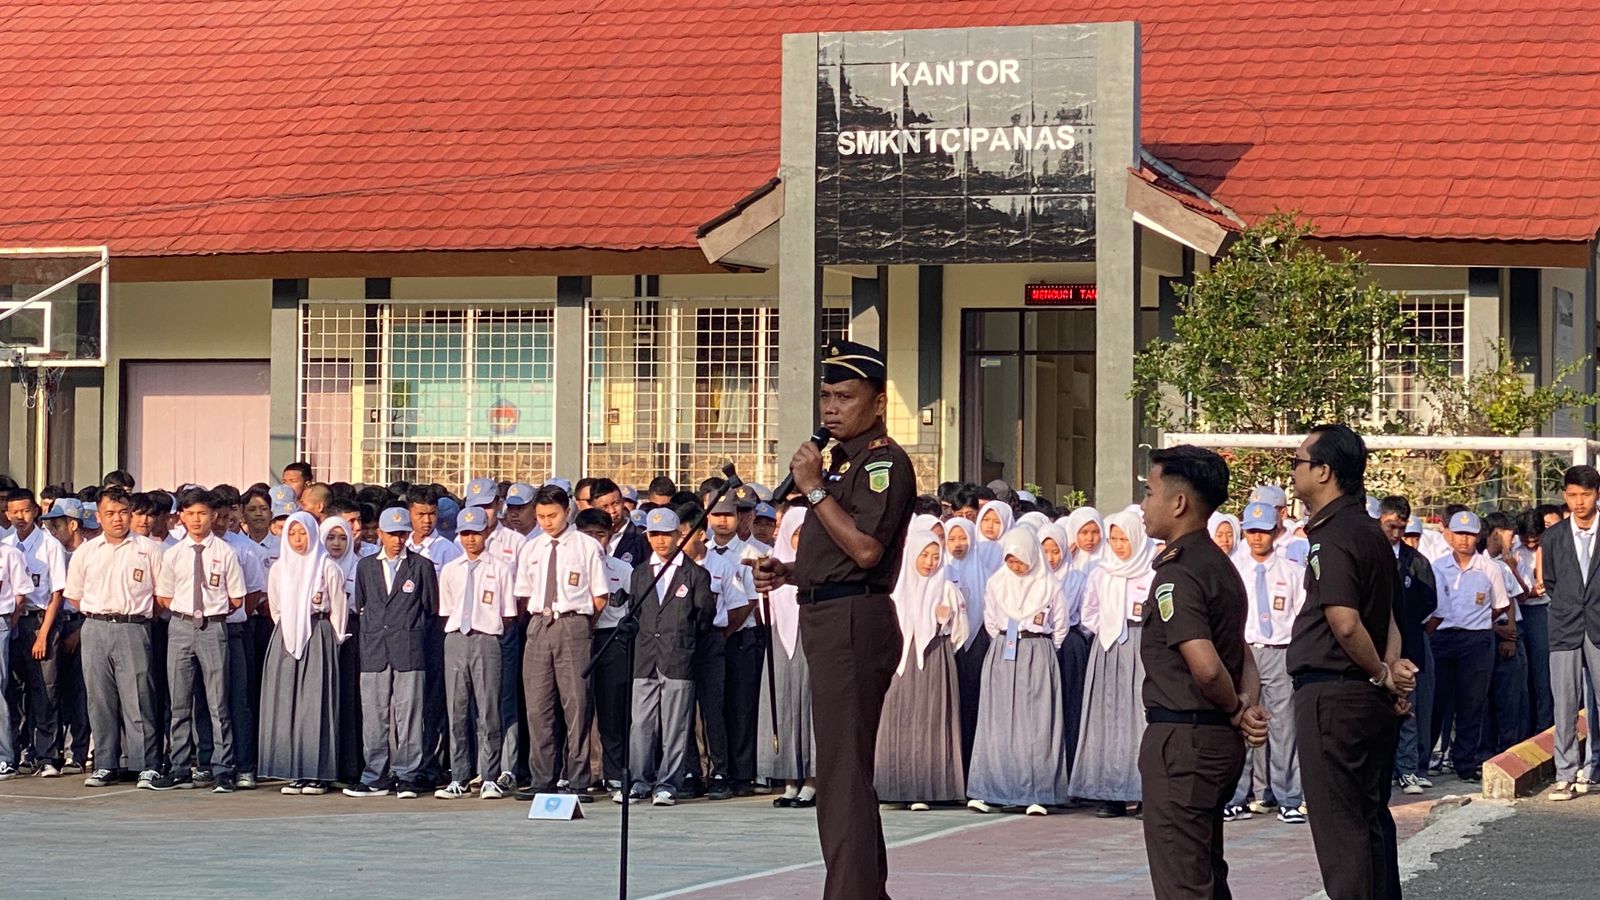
[706,775,733,801]
[1415,775,1434,789]
[1399,774,1425,796]
[1025,804,1048,816]
[495,772,516,793]
[1246,799,1276,815]
[1550,781,1577,802]
[1277,807,1308,825]
[37,763,61,778]
[237,772,257,790]
[212,775,236,794]
[967,799,995,814]
[281,781,306,795]
[611,789,627,805]
[434,781,469,800]
[0,762,17,781]
[302,781,328,795]
[1576,775,1593,794]
[136,769,160,790]
[396,783,419,800]
[192,768,215,786]
[555,779,594,803]
[342,783,391,798]
[83,768,116,788]
[652,789,676,807]
[1458,769,1482,784]
[909,802,931,812]
[146,771,194,791]
[480,781,504,800]
[61,760,85,776]
[1095,801,1126,819]
[16,759,36,776]
[1223,804,1252,822]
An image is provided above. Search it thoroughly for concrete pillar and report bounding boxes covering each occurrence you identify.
[778,32,822,458]
[268,278,307,477]
[1092,22,1142,508]
[850,267,887,351]
[552,275,590,480]
[1465,267,1502,373]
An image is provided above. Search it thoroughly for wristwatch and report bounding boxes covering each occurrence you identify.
[806,487,828,506]
[1369,663,1390,688]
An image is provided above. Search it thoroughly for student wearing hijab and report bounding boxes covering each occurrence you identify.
[1039,522,1091,775]
[757,507,817,808]
[1209,512,1241,560]
[966,528,1072,815]
[973,500,1014,574]
[876,523,967,809]
[943,517,988,772]
[259,511,349,795]
[1070,510,1157,818]
[1017,511,1053,533]
[1063,507,1106,574]
[319,516,364,787]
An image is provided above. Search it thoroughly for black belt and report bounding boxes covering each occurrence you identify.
[19,607,45,618]
[85,612,151,625]
[797,583,883,605]
[312,611,331,621]
[1146,706,1233,727]
[1292,669,1377,691]
[1017,631,1052,640]
[170,611,229,628]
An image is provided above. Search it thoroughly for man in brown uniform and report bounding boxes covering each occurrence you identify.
[756,340,916,900]
[1138,445,1270,900]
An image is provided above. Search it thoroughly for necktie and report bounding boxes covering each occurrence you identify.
[386,557,400,592]
[192,543,207,628]
[1255,563,1273,640]
[654,562,668,604]
[461,560,478,635]
[714,546,728,555]
[1581,530,1593,585]
[543,538,559,612]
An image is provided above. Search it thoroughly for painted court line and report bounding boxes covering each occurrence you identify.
[638,814,1019,899]
[0,787,142,802]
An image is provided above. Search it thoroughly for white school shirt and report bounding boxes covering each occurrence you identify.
[63,533,165,617]
[745,538,774,558]
[595,554,633,630]
[222,531,268,624]
[1079,569,1154,637]
[648,554,682,605]
[0,542,31,616]
[481,524,527,571]
[1492,556,1524,624]
[513,526,610,615]
[703,536,755,629]
[982,582,1070,647]
[1234,553,1305,646]
[1512,540,1544,607]
[256,532,282,567]
[407,531,462,575]
[606,528,642,567]
[1430,552,1511,631]
[438,553,519,635]
[156,533,248,618]
[5,526,69,611]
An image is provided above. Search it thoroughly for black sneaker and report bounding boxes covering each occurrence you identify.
[342,782,391,798]
[555,784,594,803]
[192,768,216,786]
[732,781,755,798]
[147,771,195,791]
[395,782,419,800]
[212,774,236,794]
[512,785,547,801]
[707,775,733,801]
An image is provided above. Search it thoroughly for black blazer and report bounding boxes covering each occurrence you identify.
[1394,543,1437,671]
[1540,518,1600,651]
[611,526,651,568]
[354,550,440,673]
[629,557,716,681]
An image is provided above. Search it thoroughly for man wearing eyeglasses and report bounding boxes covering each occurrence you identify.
[1286,425,1419,900]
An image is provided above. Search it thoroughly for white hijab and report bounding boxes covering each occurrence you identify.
[943,517,987,650]
[984,527,1055,625]
[271,512,332,660]
[770,507,806,659]
[891,523,960,676]
[974,499,1014,577]
[1038,521,1087,626]
[1208,511,1242,561]
[1063,507,1106,573]
[319,517,360,592]
[1092,510,1156,651]
[1017,511,1052,533]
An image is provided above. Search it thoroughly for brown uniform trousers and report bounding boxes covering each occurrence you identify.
[800,593,902,900]
[1139,720,1247,900]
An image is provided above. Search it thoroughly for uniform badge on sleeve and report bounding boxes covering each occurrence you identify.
[864,460,892,494]
[1155,583,1175,622]
[1309,544,1322,581]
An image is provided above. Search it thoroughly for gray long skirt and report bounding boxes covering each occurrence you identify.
[258,618,340,781]
[757,641,815,781]
[875,636,965,803]
[1067,626,1147,802]
[966,634,1071,806]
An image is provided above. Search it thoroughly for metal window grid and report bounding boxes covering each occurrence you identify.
[1379,291,1466,420]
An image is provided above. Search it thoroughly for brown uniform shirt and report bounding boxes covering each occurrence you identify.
[792,421,917,592]
[1288,494,1396,677]
[1141,528,1248,712]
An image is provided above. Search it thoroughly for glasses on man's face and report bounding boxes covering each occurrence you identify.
[1289,456,1323,470]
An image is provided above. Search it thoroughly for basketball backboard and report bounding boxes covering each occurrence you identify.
[0,246,108,367]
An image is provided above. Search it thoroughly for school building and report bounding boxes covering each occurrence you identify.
[0,2,1595,507]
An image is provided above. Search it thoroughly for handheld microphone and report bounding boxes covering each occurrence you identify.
[771,426,832,503]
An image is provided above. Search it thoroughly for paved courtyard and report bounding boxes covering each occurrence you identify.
[0,773,1455,898]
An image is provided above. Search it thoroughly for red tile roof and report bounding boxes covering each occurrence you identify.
[0,1,1597,258]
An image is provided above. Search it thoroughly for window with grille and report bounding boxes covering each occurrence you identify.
[1379,292,1466,420]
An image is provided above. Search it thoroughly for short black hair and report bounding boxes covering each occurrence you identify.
[177,488,219,511]
[1307,424,1368,498]
[6,488,37,506]
[129,492,158,516]
[41,485,67,502]
[1518,508,1548,540]
[329,481,356,501]
[589,478,621,501]
[356,485,394,509]
[1148,445,1230,515]
[669,490,700,509]
[325,498,360,519]
[101,469,135,489]
[1443,503,1470,521]
[672,500,704,526]
[697,478,726,499]
[574,508,613,533]
[357,502,379,525]
[913,495,942,517]
[1536,503,1565,522]
[212,483,241,506]
[647,476,677,498]
[1379,495,1412,520]
[148,489,174,514]
[98,487,132,509]
[284,461,314,481]
[242,486,271,508]
[77,485,100,503]
[936,482,961,504]
[1483,510,1516,533]
[973,485,997,503]
[0,475,17,492]
[405,486,439,509]
[951,485,984,511]
[1564,465,1600,491]
[574,477,596,499]
[534,485,570,509]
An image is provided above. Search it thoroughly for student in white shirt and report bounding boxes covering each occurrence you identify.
[5,487,70,776]
[0,525,34,780]
[40,498,91,774]
[151,488,248,792]
[434,507,518,800]
[1428,510,1511,783]
[210,485,269,790]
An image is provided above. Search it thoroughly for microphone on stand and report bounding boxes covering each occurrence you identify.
[771,426,832,502]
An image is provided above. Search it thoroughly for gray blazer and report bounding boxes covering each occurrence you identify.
[1539,517,1600,652]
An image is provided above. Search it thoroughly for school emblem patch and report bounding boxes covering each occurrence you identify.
[1155,583,1175,622]
[865,460,892,494]
[1309,544,1321,581]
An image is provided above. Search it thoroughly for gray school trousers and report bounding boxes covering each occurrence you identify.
[1551,636,1600,783]
[629,674,696,794]
[444,630,504,783]
[1232,644,1303,808]
[167,615,234,776]
[81,617,162,772]
[360,667,425,787]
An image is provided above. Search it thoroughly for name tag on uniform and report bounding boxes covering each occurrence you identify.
[1003,619,1019,661]
[314,591,324,604]
[1131,601,1143,618]
[132,569,144,583]
[31,573,39,587]
[481,590,494,606]
[208,573,221,588]
[1273,596,1286,611]
[675,584,689,598]
[1032,612,1045,627]
[567,571,580,587]
[1475,592,1487,606]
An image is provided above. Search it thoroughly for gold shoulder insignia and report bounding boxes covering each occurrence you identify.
[1155,544,1182,566]
[867,437,889,450]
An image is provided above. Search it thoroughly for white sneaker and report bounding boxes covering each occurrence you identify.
[909,802,931,812]
[1415,775,1434,789]
[1025,804,1048,816]
[480,781,504,800]
[136,769,159,790]
[1550,781,1577,802]
[652,789,675,807]
[37,764,61,778]
[967,799,994,814]
[83,768,116,788]
[434,781,469,800]
[0,762,17,781]
[1223,804,1252,822]
[611,789,627,804]
[1246,799,1275,815]
[1576,775,1593,794]
[1399,774,1425,796]
[301,782,328,795]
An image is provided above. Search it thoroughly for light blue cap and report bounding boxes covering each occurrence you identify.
[1447,510,1482,534]
[622,486,639,503]
[464,478,497,507]
[754,502,777,521]
[82,510,100,530]
[1366,496,1382,519]
[1241,501,1278,532]
[438,496,461,519]
[1249,485,1287,507]
[629,508,647,528]
[272,499,300,518]
[457,507,488,533]
[379,507,411,533]
[644,507,680,533]
[544,477,572,492]
[1405,515,1424,536]
[41,498,83,520]
[505,483,536,507]
[269,484,297,503]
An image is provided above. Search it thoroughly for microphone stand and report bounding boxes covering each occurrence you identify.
[584,463,743,900]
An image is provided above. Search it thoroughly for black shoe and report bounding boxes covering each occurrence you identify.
[792,794,816,809]
[211,775,236,794]
[707,775,733,801]
[147,771,195,791]
[1095,801,1126,819]
[773,795,795,808]
[341,782,391,798]
[513,788,540,801]
[732,781,755,798]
